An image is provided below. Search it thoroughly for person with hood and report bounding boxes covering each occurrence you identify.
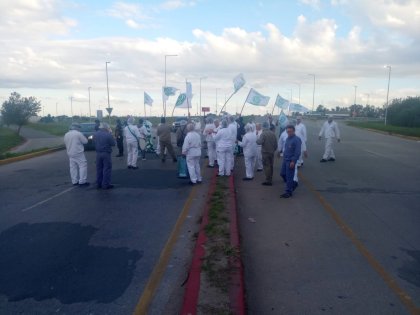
[182,123,202,185]
[319,115,341,162]
[124,117,141,169]
[213,119,232,176]
[114,119,124,157]
[238,124,257,180]
[94,123,116,189]
[64,123,89,187]
[256,121,278,186]
[203,117,216,168]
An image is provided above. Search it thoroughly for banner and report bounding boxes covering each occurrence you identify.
[162,86,178,101]
[186,82,193,100]
[246,88,270,106]
[175,93,191,108]
[278,110,288,129]
[289,103,309,112]
[233,73,246,93]
[144,92,153,106]
[275,94,289,109]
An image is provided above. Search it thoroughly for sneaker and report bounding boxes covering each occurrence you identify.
[243,177,253,181]
[197,180,202,184]
[262,182,272,186]
[132,166,139,170]
[320,159,327,163]
[72,183,79,186]
[217,174,224,177]
[280,193,292,198]
[78,182,90,187]
[103,185,114,190]
[189,181,196,185]
[328,158,336,162]
[257,169,263,172]
[128,166,133,169]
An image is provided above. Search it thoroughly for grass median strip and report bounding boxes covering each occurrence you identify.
[0,127,24,154]
[347,121,420,138]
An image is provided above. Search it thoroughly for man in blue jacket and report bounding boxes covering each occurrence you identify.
[94,123,116,190]
[280,125,302,198]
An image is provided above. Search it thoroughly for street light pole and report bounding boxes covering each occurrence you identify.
[199,76,207,116]
[70,96,73,122]
[164,54,178,117]
[105,62,111,110]
[354,85,358,105]
[295,83,301,105]
[385,65,391,125]
[308,74,315,112]
[88,87,92,121]
[366,93,370,106]
[216,88,219,113]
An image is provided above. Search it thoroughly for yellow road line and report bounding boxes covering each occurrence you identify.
[301,175,420,315]
[133,185,197,315]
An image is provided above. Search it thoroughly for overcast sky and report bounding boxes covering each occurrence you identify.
[1,0,419,117]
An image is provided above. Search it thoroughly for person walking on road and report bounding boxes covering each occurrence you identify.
[295,115,307,167]
[114,119,124,157]
[182,123,202,185]
[319,115,341,162]
[280,125,302,198]
[256,122,278,186]
[238,124,257,181]
[138,118,149,160]
[228,116,238,169]
[64,123,89,187]
[255,123,263,172]
[213,119,233,177]
[203,117,216,168]
[124,117,141,169]
[157,117,177,163]
[94,123,116,190]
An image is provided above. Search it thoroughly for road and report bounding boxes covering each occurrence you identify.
[0,146,208,314]
[236,120,420,315]
[8,125,64,153]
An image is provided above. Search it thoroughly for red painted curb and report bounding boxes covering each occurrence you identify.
[228,175,246,315]
[180,169,217,315]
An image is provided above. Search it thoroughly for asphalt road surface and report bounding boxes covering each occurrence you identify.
[0,146,206,315]
[237,120,420,315]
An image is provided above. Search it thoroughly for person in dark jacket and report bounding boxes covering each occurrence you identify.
[94,119,100,131]
[94,123,116,190]
[280,125,302,198]
[114,119,124,157]
[256,122,278,186]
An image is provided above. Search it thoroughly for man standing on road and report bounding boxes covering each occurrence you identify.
[124,117,141,169]
[280,125,302,198]
[114,119,124,157]
[182,123,202,185]
[238,124,257,181]
[213,119,232,177]
[228,116,238,170]
[319,115,341,162]
[203,117,216,168]
[157,117,177,163]
[94,123,116,190]
[256,122,278,186]
[295,115,307,167]
[64,123,89,187]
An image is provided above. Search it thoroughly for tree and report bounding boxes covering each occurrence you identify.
[387,96,420,127]
[1,92,41,134]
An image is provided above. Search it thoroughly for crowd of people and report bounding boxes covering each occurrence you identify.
[63,114,341,197]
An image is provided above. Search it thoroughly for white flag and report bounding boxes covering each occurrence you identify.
[186,82,193,100]
[144,92,153,106]
[246,88,270,106]
[278,110,289,128]
[175,93,191,108]
[289,103,309,112]
[275,94,289,109]
[162,86,178,101]
[233,73,246,93]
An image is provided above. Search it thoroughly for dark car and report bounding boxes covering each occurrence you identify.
[80,123,96,150]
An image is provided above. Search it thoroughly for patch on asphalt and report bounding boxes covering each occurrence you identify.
[0,222,142,304]
[112,168,190,189]
[398,249,420,288]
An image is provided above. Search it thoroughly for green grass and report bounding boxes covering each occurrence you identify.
[28,122,70,136]
[347,121,420,138]
[0,127,24,154]
[0,147,56,160]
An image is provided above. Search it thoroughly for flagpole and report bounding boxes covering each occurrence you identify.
[218,91,236,115]
[271,101,276,116]
[239,89,252,116]
[144,101,147,118]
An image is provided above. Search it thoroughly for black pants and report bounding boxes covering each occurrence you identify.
[117,138,124,155]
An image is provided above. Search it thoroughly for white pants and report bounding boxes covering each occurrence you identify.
[230,144,235,170]
[323,137,335,159]
[297,141,307,166]
[187,155,202,183]
[294,163,299,182]
[244,155,256,179]
[256,146,263,170]
[69,153,87,184]
[127,141,138,167]
[207,141,216,166]
[217,147,232,176]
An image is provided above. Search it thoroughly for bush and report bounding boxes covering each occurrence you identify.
[387,96,420,127]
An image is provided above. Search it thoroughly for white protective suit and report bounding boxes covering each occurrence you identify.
[203,123,216,167]
[124,123,141,167]
[319,120,341,160]
[182,131,202,183]
[239,131,257,179]
[213,127,232,176]
[295,122,307,166]
[228,121,238,169]
[256,129,263,171]
[64,130,88,185]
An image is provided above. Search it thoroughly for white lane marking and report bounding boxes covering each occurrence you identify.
[364,149,387,158]
[21,186,76,212]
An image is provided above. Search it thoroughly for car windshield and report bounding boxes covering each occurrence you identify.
[80,124,96,132]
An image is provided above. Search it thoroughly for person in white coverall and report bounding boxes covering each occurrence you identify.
[319,115,341,162]
[228,116,238,170]
[213,119,232,176]
[295,115,307,167]
[255,123,263,172]
[182,123,202,185]
[203,117,216,168]
[124,117,141,169]
[238,124,257,180]
[64,123,89,186]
